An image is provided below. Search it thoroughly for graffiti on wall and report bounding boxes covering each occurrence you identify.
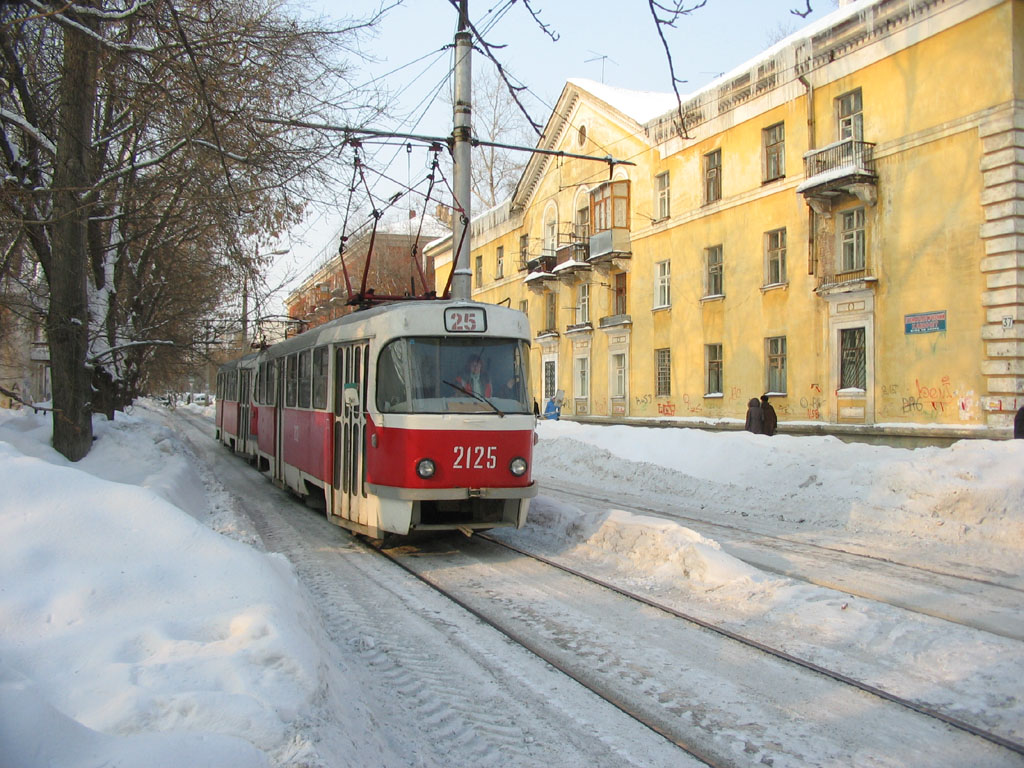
[880,376,977,420]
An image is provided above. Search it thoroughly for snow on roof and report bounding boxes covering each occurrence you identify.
[566,78,679,124]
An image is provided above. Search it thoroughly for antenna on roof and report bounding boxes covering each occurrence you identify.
[585,50,618,84]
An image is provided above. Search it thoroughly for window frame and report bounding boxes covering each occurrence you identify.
[576,282,590,325]
[704,244,723,298]
[574,355,589,400]
[840,207,866,273]
[765,228,787,286]
[312,346,329,409]
[611,352,627,399]
[297,349,312,409]
[705,343,723,396]
[655,348,671,397]
[839,327,867,390]
[495,246,504,279]
[654,259,671,309]
[614,272,628,315]
[704,149,721,204]
[474,254,483,287]
[591,179,630,233]
[544,291,557,331]
[837,88,863,141]
[655,171,670,220]
[762,122,785,182]
[765,336,787,394]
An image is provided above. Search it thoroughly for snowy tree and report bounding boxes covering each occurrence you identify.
[0,0,384,459]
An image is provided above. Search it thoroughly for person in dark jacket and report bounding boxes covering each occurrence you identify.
[761,394,778,436]
[744,397,764,434]
[1015,404,1024,438]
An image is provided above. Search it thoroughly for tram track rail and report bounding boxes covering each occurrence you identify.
[539,483,1024,641]
[542,483,1024,594]
[365,531,1024,766]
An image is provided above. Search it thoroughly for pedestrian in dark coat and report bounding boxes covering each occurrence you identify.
[744,397,764,434]
[761,394,778,436]
[1014,404,1024,438]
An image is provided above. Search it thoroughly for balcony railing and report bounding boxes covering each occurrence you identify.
[816,261,876,292]
[799,139,876,197]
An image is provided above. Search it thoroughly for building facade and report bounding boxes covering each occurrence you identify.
[285,231,436,335]
[427,0,1024,437]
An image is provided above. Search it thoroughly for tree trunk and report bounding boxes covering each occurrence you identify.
[48,12,99,461]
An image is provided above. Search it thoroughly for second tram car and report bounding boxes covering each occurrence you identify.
[216,300,537,537]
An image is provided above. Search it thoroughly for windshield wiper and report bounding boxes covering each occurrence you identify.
[443,379,505,417]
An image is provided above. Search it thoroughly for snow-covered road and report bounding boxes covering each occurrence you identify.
[171,407,1024,766]
[5,403,1021,767]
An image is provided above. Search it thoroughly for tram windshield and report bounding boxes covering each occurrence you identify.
[376,337,532,415]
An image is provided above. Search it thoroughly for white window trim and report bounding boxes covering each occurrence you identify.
[574,355,590,400]
[654,259,671,309]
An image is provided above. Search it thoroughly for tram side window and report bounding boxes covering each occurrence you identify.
[312,347,328,409]
[376,341,408,412]
[267,361,277,405]
[298,350,312,408]
[286,354,297,407]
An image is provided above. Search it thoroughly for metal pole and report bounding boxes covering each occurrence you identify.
[451,0,473,300]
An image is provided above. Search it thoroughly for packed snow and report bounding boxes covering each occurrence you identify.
[1,402,1022,766]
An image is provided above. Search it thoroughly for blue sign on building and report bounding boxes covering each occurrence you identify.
[905,310,946,334]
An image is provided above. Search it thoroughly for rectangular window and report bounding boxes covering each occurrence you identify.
[840,327,866,389]
[840,207,866,273]
[574,356,589,399]
[762,122,785,181]
[576,283,590,324]
[838,88,863,141]
[286,354,297,407]
[312,347,329,409]
[705,344,723,395]
[518,299,528,317]
[519,234,529,269]
[766,336,787,394]
[298,349,312,408]
[545,291,556,331]
[655,348,671,397]
[614,272,627,315]
[654,260,671,308]
[543,359,556,400]
[611,353,626,398]
[266,360,276,405]
[765,228,787,285]
[655,171,670,220]
[474,254,483,287]
[495,246,504,279]
[575,205,590,239]
[704,245,723,297]
[704,149,721,203]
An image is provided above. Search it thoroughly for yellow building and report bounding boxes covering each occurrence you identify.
[428,0,1024,438]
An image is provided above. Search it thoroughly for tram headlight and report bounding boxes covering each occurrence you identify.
[416,458,436,479]
[509,457,528,477]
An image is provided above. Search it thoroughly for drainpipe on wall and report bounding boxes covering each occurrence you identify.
[799,74,816,276]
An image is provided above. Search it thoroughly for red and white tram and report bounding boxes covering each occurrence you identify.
[216,300,537,538]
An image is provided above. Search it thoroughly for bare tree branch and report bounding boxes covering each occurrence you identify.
[791,1,814,19]
[646,0,707,142]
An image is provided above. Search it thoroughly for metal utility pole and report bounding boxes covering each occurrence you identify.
[451,0,473,301]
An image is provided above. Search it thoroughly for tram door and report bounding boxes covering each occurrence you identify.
[238,368,252,455]
[333,342,369,525]
[274,360,285,481]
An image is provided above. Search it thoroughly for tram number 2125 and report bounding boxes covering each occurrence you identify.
[453,445,497,470]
